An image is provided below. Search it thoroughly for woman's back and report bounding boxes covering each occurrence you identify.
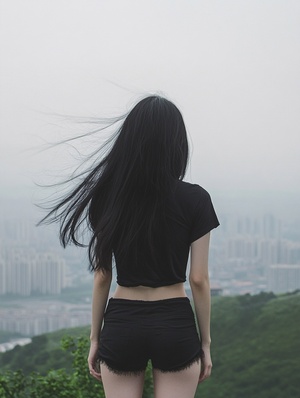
[114,180,219,289]
[40,94,219,397]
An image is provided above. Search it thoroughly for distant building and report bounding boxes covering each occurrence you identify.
[0,302,91,336]
[267,264,300,294]
[0,258,5,295]
[32,253,65,295]
[0,248,66,296]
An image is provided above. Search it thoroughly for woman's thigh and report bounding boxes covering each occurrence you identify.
[153,361,201,398]
[100,363,145,398]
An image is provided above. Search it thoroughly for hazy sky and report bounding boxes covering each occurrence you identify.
[0,0,299,215]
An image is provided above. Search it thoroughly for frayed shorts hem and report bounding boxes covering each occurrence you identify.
[99,351,203,376]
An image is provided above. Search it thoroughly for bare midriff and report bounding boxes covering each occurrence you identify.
[113,282,187,301]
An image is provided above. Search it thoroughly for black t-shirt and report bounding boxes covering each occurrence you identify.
[115,180,220,287]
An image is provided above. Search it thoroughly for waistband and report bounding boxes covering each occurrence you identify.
[108,297,190,306]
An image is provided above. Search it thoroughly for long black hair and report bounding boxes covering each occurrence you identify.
[40,95,189,272]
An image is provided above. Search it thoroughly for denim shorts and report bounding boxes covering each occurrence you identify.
[98,297,202,374]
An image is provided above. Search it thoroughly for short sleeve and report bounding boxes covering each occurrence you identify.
[190,186,220,243]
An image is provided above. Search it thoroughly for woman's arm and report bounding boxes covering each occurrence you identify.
[189,232,212,383]
[88,267,112,380]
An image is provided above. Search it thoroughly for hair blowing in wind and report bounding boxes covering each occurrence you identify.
[39,95,189,273]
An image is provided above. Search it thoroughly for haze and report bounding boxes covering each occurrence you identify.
[0,0,299,218]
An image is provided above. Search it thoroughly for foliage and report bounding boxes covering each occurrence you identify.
[0,336,105,398]
[0,335,154,398]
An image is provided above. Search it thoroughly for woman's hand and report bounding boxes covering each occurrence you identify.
[198,344,212,383]
[87,340,102,381]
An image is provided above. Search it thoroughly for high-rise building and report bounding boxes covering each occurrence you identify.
[267,264,300,293]
[0,248,66,296]
[32,253,66,295]
[0,257,6,295]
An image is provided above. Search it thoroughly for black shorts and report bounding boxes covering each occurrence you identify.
[98,297,202,374]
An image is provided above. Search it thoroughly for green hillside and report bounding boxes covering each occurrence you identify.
[0,326,89,375]
[197,291,300,398]
[0,292,299,398]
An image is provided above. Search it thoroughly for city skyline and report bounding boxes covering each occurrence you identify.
[1,197,299,338]
[1,198,299,296]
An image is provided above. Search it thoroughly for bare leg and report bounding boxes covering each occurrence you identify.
[153,360,201,398]
[100,363,145,398]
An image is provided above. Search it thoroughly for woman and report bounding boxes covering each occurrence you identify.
[42,95,219,397]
